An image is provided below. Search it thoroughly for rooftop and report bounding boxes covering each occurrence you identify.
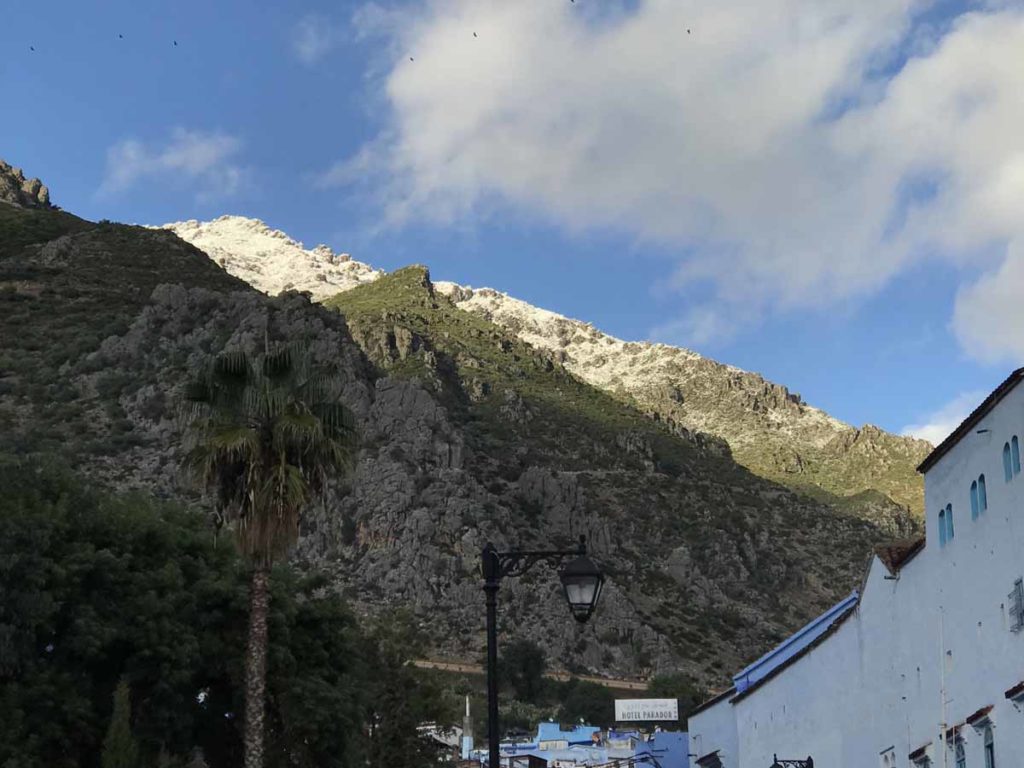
[875,536,926,575]
[917,368,1024,474]
[731,590,859,695]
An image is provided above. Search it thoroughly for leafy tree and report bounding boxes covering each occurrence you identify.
[556,679,616,728]
[646,672,707,722]
[0,456,395,768]
[363,612,453,768]
[498,639,547,703]
[0,454,240,767]
[101,678,139,768]
[181,345,357,768]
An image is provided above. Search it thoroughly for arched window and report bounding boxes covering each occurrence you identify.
[946,503,954,542]
[984,724,995,768]
[939,508,947,547]
[971,481,980,519]
[979,474,988,511]
[1013,436,1021,476]
[1004,443,1013,482]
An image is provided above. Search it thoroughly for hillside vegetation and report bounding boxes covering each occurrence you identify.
[164,216,930,517]
[1,187,913,689]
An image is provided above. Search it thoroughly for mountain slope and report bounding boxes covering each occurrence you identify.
[1,185,898,688]
[438,285,931,514]
[162,216,930,517]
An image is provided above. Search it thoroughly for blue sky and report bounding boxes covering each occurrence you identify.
[3,0,1022,441]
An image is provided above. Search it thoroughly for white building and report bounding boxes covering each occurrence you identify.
[688,368,1024,768]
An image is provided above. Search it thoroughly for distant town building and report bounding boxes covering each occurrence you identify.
[687,369,1024,767]
[475,721,688,766]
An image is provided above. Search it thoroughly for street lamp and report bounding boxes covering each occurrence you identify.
[771,756,814,768]
[560,551,605,623]
[481,535,604,767]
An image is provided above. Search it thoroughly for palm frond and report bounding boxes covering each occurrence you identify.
[262,345,296,381]
[214,350,252,379]
[310,402,356,438]
[179,343,358,568]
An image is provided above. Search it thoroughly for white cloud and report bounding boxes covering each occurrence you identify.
[953,240,1024,362]
[99,129,245,201]
[901,390,987,445]
[292,15,344,65]
[337,1,1024,356]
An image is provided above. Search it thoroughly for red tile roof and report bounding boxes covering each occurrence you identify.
[908,742,931,761]
[966,705,993,725]
[875,536,926,575]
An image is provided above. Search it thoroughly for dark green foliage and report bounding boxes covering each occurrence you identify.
[0,202,89,257]
[101,678,140,768]
[0,457,440,768]
[0,456,237,766]
[556,679,616,728]
[646,672,707,722]
[363,612,453,768]
[497,639,547,703]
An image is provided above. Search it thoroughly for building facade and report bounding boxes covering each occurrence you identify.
[688,369,1024,768]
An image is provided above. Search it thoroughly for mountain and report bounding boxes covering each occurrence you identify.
[438,285,931,515]
[163,216,930,519]
[0,166,918,690]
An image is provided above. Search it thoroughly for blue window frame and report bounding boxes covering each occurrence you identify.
[1013,436,1021,476]
[945,503,954,542]
[971,481,979,519]
[1004,443,1013,482]
[979,474,987,511]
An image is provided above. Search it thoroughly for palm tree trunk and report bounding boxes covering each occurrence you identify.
[243,565,271,768]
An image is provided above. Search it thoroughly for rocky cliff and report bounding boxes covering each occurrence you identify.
[1,184,904,688]
[162,216,930,521]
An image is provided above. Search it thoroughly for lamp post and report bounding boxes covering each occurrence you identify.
[770,756,814,768]
[481,535,604,768]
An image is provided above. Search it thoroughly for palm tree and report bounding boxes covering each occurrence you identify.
[181,344,356,768]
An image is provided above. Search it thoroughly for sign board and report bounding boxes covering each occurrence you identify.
[614,698,679,722]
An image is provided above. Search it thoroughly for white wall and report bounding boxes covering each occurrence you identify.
[689,382,1024,768]
[688,692,738,767]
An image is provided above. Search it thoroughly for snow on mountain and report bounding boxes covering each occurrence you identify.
[434,282,847,442]
[159,216,382,300]
[159,216,928,512]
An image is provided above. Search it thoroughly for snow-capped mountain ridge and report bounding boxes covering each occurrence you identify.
[162,215,929,513]
[160,215,382,299]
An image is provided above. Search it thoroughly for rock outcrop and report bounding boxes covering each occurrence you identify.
[0,159,53,209]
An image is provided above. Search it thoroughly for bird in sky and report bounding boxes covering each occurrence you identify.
[173,40,178,46]
[118,33,124,39]
[29,45,35,51]
[473,32,478,37]
[409,56,414,61]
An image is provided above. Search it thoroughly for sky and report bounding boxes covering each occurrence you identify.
[2,0,1022,443]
